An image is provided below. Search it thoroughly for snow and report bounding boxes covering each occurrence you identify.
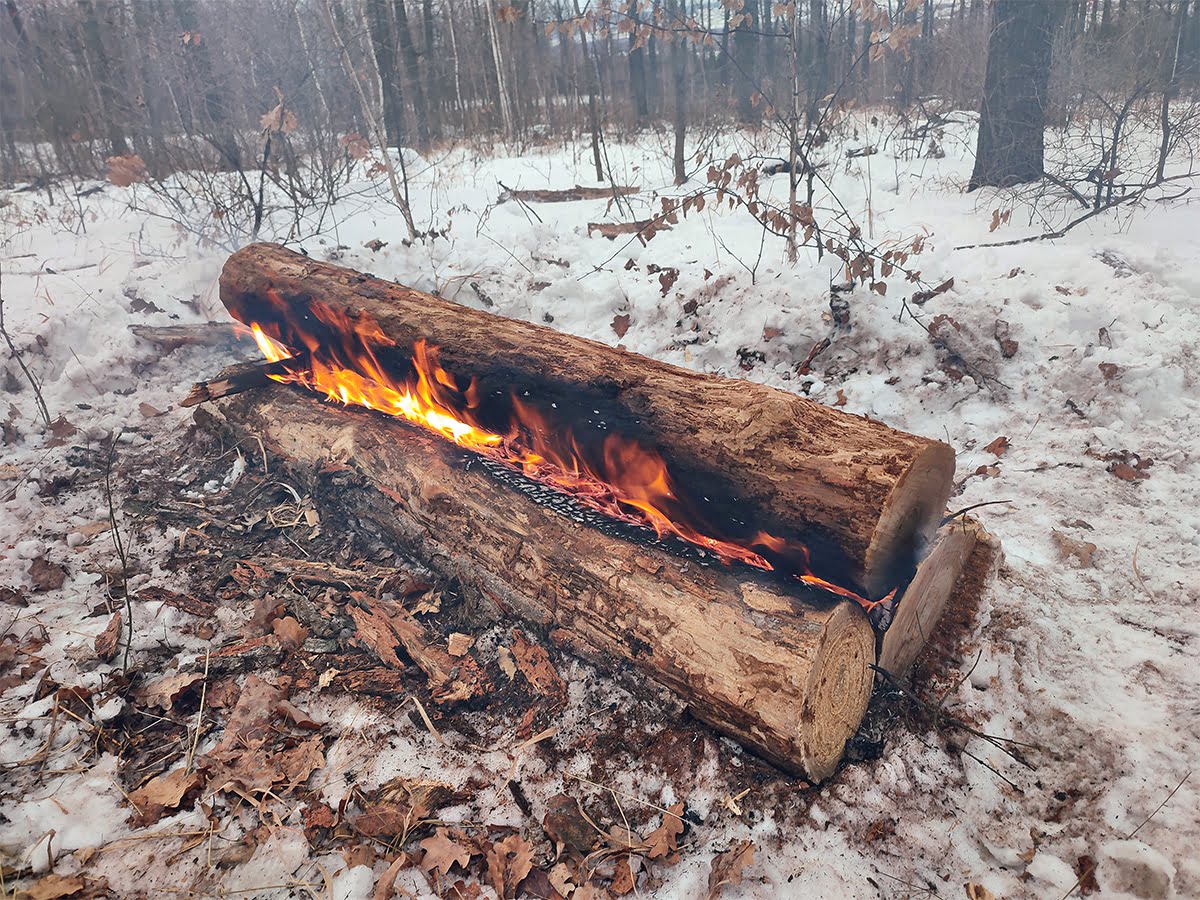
[2,115,1198,898]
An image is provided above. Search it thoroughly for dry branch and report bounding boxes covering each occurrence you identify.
[499,184,639,203]
[180,357,306,408]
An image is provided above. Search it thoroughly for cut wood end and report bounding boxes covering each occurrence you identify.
[877,516,997,681]
[863,440,957,598]
[799,601,875,782]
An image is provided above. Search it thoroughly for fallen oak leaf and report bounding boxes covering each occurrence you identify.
[276,699,321,729]
[275,735,325,789]
[15,873,87,900]
[486,833,535,899]
[983,436,1009,457]
[271,616,308,651]
[644,802,686,860]
[127,767,203,825]
[611,313,631,339]
[29,557,67,592]
[373,853,411,900]
[706,840,754,899]
[1051,530,1098,568]
[138,671,203,709]
[420,827,473,877]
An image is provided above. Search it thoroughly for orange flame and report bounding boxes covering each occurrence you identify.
[241,292,890,612]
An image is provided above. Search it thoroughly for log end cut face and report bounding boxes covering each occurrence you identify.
[864,440,956,599]
[798,602,875,782]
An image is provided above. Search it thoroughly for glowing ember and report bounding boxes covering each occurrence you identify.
[241,291,890,612]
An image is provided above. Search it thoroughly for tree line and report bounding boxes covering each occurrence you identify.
[1,0,1197,186]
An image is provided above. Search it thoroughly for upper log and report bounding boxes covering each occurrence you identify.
[219,243,956,599]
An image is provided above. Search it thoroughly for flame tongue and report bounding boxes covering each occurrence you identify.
[244,294,887,612]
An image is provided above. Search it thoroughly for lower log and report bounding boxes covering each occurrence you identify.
[201,386,875,781]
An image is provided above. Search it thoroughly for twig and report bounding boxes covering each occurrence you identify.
[941,500,1013,525]
[103,431,134,673]
[955,173,1197,250]
[0,269,51,427]
[180,356,306,408]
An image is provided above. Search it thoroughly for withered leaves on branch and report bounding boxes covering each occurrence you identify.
[106,154,147,188]
[260,88,299,134]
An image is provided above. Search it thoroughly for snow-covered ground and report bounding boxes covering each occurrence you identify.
[2,118,1197,899]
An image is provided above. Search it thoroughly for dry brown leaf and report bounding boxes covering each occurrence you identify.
[1098,362,1124,380]
[343,843,377,870]
[364,239,388,252]
[509,630,566,704]
[706,840,754,899]
[486,833,535,899]
[420,828,473,877]
[352,803,421,840]
[447,633,475,657]
[611,856,638,894]
[95,611,122,662]
[373,854,410,900]
[29,557,67,592]
[1051,530,1098,568]
[139,671,203,709]
[214,674,283,753]
[542,793,596,855]
[762,326,784,342]
[611,313,631,339]
[965,884,995,900]
[277,699,320,729]
[1109,462,1142,481]
[547,862,577,897]
[276,735,325,789]
[644,802,685,860]
[138,402,165,418]
[260,102,299,134]
[128,767,203,825]
[15,873,86,900]
[271,616,308,651]
[834,389,848,407]
[983,436,1009,457]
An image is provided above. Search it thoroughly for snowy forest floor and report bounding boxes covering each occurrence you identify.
[1,117,1198,899]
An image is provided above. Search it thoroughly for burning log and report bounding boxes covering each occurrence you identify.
[200,386,877,781]
[218,243,955,601]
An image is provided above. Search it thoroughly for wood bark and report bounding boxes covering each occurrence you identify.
[201,386,876,780]
[218,243,955,599]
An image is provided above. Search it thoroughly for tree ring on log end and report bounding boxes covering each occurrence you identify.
[799,602,875,781]
[864,441,956,598]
